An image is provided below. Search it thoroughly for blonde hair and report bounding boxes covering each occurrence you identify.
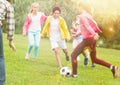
[77,2,92,14]
[30,2,39,13]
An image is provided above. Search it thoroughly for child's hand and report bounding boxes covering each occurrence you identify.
[67,37,73,42]
[41,34,44,39]
[94,33,99,40]
[22,32,26,37]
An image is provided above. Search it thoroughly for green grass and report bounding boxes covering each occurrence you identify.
[3,33,120,85]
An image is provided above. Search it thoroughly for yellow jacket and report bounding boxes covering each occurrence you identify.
[41,16,70,40]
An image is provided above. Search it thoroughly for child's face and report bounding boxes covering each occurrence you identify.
[53,10,60,18]
[75,23,79,29]
[32,5,39,13]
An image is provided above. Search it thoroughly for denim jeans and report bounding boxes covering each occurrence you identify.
[27,31,41,58]
[0,26,5,85]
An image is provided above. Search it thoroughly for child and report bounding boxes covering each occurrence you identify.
[22,2,46,60]
[41,6,70,68]
[71,8,118,78]
[71,18,95,67]
[71,20,82,61]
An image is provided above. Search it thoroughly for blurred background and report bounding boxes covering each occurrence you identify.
[4,0,120,49]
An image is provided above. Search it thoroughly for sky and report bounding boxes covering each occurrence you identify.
[72,0,120,12]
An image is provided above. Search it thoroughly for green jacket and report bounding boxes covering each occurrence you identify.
[41,16,70,40]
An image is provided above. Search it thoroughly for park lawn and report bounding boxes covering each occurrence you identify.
[3,33,120,85]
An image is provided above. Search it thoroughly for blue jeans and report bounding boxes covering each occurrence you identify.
[0,26,5,85]
[27,31,41,59]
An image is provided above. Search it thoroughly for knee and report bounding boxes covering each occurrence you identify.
[34,45,39,49]
[29,44,34,48]
[35,42,39,48]
[54,50,58,54]
[92,57,97,62]
[71,53,76,59]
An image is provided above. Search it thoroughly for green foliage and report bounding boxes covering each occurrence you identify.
[13,0,78,34]
[3,34,120,85]
[75,0,120,49]
[3,0,120,49]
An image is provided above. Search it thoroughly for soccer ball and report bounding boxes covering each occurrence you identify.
[60,66,72,77]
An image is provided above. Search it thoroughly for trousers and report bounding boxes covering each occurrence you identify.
[0,26,5,85]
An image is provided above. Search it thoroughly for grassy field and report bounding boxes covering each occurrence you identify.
[3,33,120,85]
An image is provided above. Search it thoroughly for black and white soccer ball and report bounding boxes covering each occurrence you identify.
[60,66,72,76]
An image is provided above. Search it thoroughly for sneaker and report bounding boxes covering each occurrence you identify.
[66,55,69,61]
[84,57,88,65]
[91,64,96,68]
[25,53,30,60]
[71,74,78,78]
[111,66,118,78]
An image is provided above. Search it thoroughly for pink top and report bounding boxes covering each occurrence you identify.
[22,12,47,34]
[79,12,102,39]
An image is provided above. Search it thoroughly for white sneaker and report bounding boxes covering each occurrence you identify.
[71,74,78,78]
[25,53,30,60]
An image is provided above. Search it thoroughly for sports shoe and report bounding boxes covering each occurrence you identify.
[91,64,96,68]
[25,53,30,60]
[70,74,78,78]
[111,66,118,78]
[84,57,88,65]
[66,55,69,61]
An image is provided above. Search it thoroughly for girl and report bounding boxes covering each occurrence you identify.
[71,18,95,67]
[71,8,118,78]
[22,2,46,60]
[71,20,82,61]
[41,7,70,68]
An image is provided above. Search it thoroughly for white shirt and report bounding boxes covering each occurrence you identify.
[50,17,62,41]
[29,12,42,32]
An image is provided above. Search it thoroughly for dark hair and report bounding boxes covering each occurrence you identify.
[7,0,11,2]
[7,0,14,3]
[52,7,61,13]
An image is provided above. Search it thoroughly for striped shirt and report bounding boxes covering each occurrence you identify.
[0,0,15,40]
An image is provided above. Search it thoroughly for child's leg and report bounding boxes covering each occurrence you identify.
[25,32,34,59]
[91,42,119,78]
[50,40,62,68]
[83,48,90,66]
[73,39,80,61]
[62,49,69,61]
[53,48,62,68]
[58,40,69,61]
[71,40,86,75]
[27,32,35,53]
[90,42,112,68]
[33,31,40,59]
